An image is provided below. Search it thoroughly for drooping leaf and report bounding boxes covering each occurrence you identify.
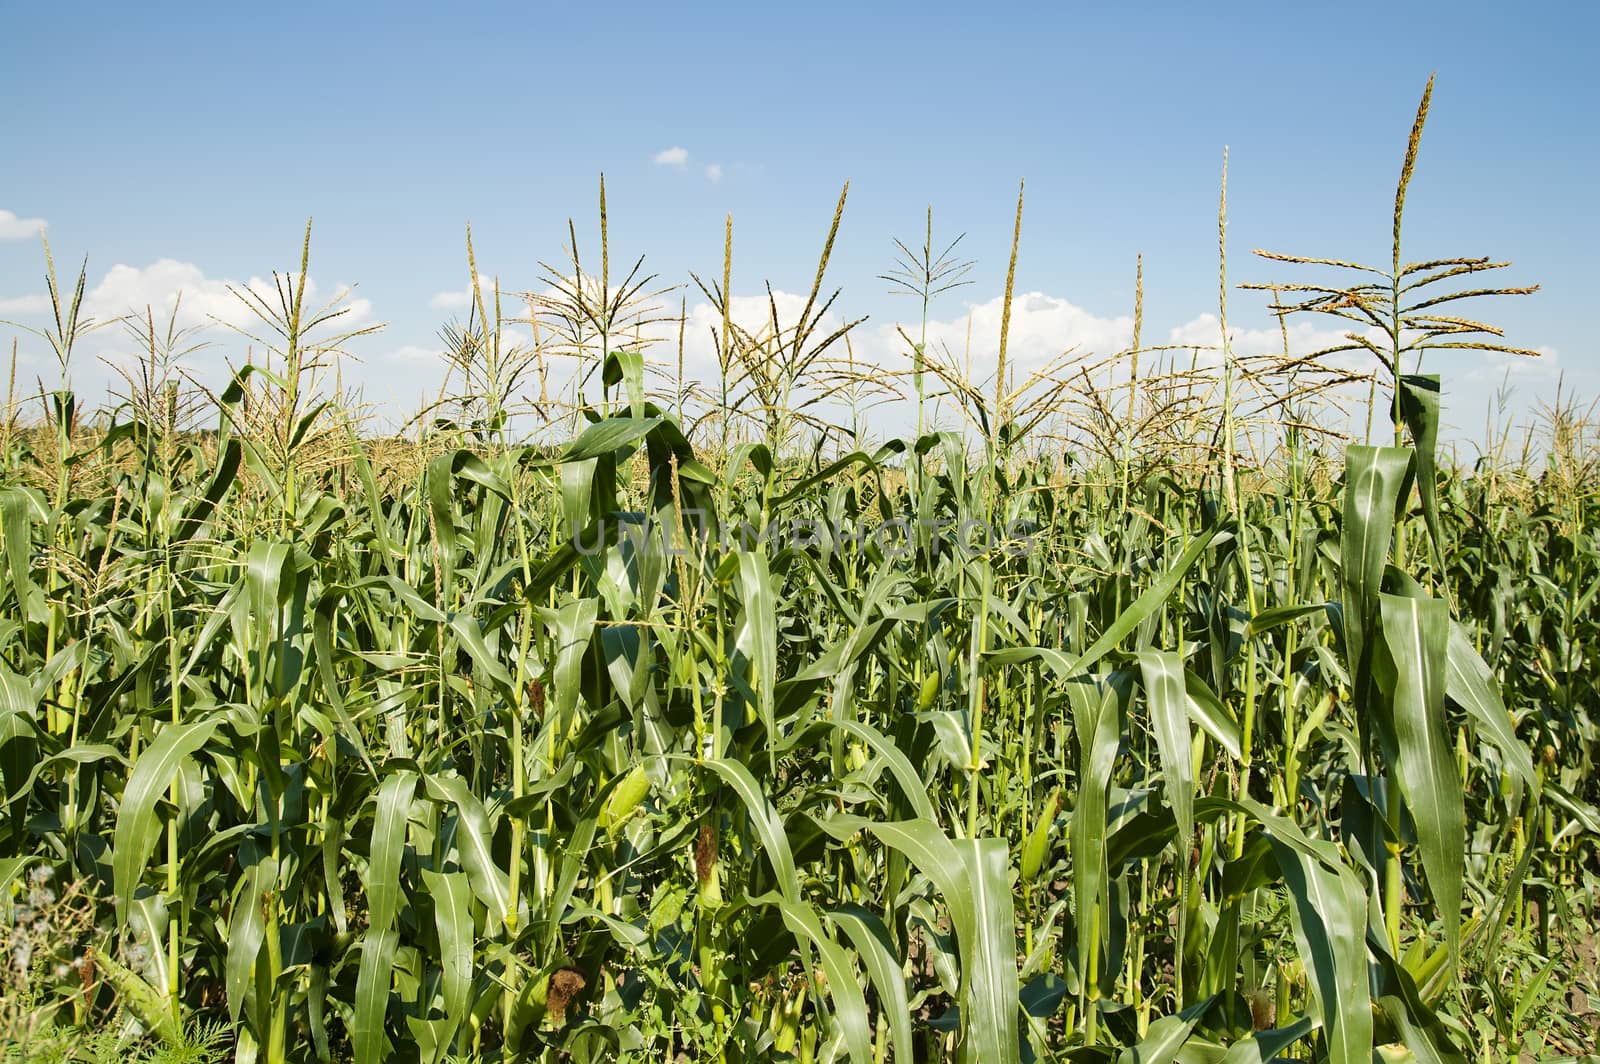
[112,718,220,922]
[1377,592,1464,963]
[1138,649,1194,851]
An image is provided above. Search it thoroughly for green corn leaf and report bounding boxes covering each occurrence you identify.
[819,815,1020,1064]
[827,904,915,1063]
[1444,620,1535,795]
[225,840,272,1028]
[736,550,779,748]
[1115,1007,1204,1064]
[1246,602,1327,638]
[353,926,399,1064]
[824,717,938,822]
[420,869,474,1057]
[563,415,664,462]
[956,837,1022,1064]
[1255,817,1372,1064]
[112,718,219,922]
[1218,1014,1318,1063]
[1020,786,1060,885]
[1068,674,1125,1007]
[700,757,798,900]
[1396,374,1445,572]
[368,769,417,933]
[549,597,599,730]
[425,772,512,926]
[1138,649,1194,852]
[1183,668,1243,761]
[988,525,1219,678]
[0,488,45,623]
[173,436,241,543]
[1340,445,1413,689]
[1378,592,1464,964]
[602,349,647,416]
[757,894,873,1063]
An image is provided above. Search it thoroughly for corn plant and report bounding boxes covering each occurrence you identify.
[1,77,1597,1064]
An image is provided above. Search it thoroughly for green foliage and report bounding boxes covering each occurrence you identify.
[2,79,1597,1064]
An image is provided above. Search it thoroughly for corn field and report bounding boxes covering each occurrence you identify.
[2,79,1597,1062]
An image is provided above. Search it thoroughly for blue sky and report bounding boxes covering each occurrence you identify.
[2,1,1595,447]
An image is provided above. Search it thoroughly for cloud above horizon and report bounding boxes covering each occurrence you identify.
[429,272,530,312]
[0,293,49,314]
[652,146,688,168]
[650,147,726,183]
[78,259,375,334]
[2,261,1568,446]
[430,288,474,311]
[0,209,47,241]
[0,259,379,400]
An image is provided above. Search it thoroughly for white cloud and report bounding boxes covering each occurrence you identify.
[705,163,724,183]
[81,259,374,332]
[430,274,525,312]
[1463,344,1560,384]
[0,210,46,241]
[431,288,474,310]
[653,146,689,168]
[7,245,1557,450]
[1162,312,1364,369]
[408,283,1537,444]
[385,344,444,362]
[671,289,834,373]
[85,260,241,327]
[0,294,49,315]
[876,291,1134,379]
[663,289,1141,397]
